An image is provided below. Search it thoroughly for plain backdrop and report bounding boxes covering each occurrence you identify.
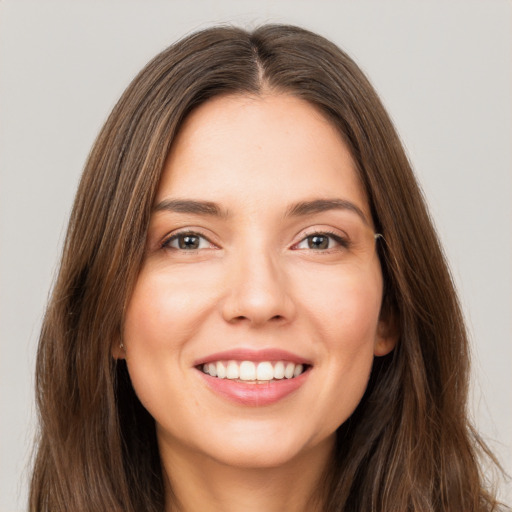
[0,1,510,510]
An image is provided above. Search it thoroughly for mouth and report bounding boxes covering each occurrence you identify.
[194,349,312,406]
[198,360,309,384]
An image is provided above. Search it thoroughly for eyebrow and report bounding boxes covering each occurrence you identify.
[153,197,369,224]
[285,198,369,224]
[153,199,227,217]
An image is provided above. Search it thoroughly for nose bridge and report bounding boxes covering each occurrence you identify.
[222,238,295,325]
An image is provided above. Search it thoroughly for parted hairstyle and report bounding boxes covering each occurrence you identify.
[30,24,504,512]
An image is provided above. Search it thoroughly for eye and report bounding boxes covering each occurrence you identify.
[293,232,348,251]
[163,232,213,251]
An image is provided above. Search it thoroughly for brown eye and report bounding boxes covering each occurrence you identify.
[294,232,347,251]
[307,235,329,250]
[179,235,200,249]
[164,232,211,250]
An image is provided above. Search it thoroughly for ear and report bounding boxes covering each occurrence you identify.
[112,340,126,360]
[374,306,399,357]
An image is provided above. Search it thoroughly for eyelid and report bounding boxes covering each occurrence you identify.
[158,225,351,251]
[161,228,219,250]
[290,228,350,251]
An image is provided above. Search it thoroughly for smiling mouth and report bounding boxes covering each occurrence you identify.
[198,360,309,383]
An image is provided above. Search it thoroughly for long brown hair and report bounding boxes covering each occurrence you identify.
[30,24,504,511]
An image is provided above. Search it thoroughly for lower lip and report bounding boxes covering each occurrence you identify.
[197,369,310,406]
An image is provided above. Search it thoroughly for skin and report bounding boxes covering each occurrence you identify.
[119,93,397,512]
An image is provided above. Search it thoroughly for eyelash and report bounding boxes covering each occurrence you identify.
[161,230,350,252]
[161,230,215,251]
[292,230,350,251]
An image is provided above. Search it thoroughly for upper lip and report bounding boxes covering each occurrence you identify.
[193,348,312,367]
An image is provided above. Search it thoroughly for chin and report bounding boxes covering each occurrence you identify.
[194,423,335,471]
[212,443,303,469]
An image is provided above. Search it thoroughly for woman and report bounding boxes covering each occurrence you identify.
[30,24,504,511]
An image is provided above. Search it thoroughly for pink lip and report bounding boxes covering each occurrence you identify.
[193,348,311,366]
[197,367,310,406]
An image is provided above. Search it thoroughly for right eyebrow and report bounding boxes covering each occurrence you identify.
[152,199,228,217]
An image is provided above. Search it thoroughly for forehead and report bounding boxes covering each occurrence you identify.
[158,93,369,219]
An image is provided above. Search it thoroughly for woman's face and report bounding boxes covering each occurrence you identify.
[121,94,396,470]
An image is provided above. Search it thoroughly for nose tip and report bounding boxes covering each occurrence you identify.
[223,291,288,326]
[221,255,295,327]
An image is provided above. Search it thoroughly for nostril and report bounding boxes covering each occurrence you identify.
[229,314,285,324]
[221,285,296,325]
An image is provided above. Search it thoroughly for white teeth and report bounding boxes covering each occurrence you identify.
[284,362,295,379]
[273,361,285,379]
[216,361,226,379]
[226,360,239,379]
[208,363,217,377]
[201,360,307,381]
[256,361,274,381]
[239,361,256,380]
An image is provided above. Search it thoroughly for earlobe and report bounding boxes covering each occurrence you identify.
[112,340,126,360]
[374,331,398,356]
[374,311,399,357]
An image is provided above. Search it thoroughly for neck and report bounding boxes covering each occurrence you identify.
[160,436,333,512]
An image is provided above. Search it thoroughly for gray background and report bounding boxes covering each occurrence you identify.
[1,1,510,510]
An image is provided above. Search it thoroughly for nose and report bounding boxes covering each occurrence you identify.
[221,249,296,327]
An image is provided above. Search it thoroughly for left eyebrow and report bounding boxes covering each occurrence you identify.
[285,198,370,225]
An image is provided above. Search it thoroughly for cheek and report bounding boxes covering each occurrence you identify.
[124,264,219,348]
[293,265,382,428]
[122,268,210,410]
[296,262,383,343]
